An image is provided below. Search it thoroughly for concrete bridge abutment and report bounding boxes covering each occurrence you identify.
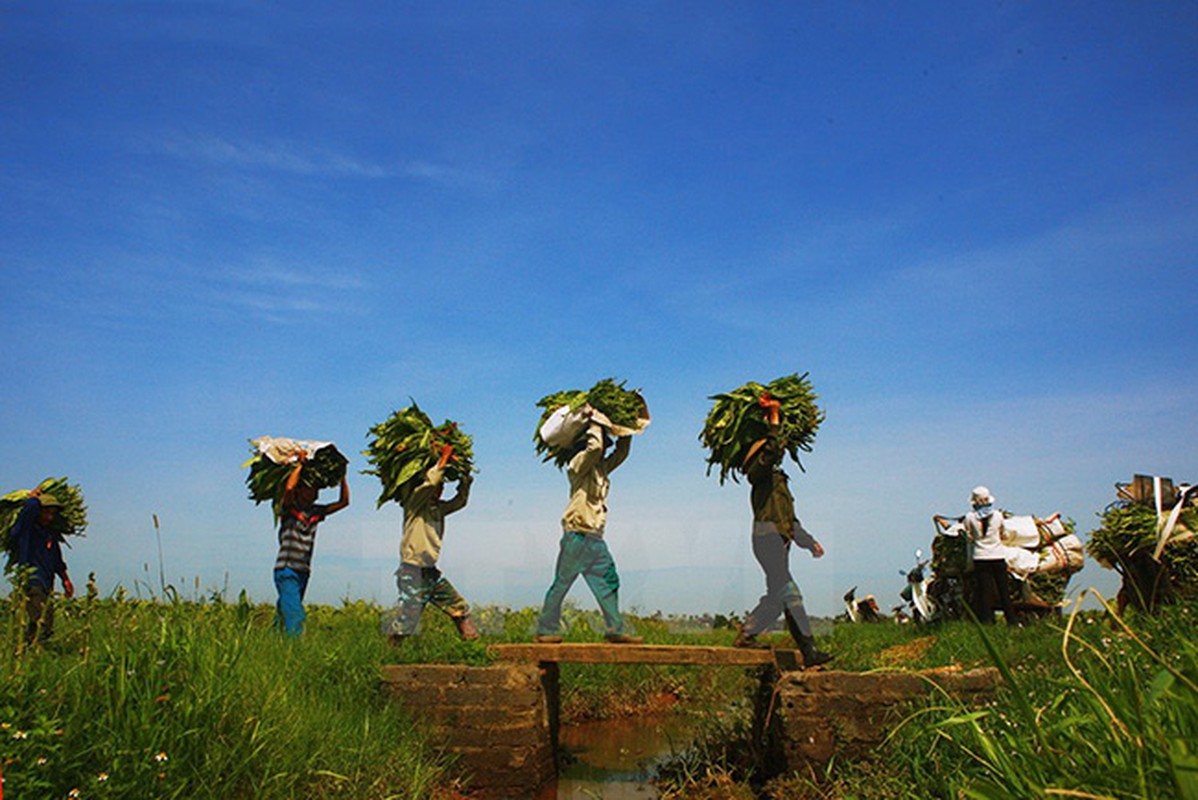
[380,647,999,797]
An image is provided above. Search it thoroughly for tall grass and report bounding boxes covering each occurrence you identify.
[13,586,1188,799]
[886,594,1198,800]
[1,593,447,799]
[1,592,750,798]
[711,598,1198,799]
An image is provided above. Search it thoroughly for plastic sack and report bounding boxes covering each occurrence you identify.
[250,436,337,466]
[1001,515,1041,548]
[1004,545,1041,579]
[1036,534,1084,574]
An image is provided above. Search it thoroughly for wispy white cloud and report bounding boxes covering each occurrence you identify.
[157,135,389,178]
[190,259,372,323]
[220,262,367,292]
[150,134,495,189]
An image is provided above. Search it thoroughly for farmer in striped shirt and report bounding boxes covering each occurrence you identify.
[274,452,349,636]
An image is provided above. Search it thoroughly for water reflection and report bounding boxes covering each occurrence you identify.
[540,715,699,799]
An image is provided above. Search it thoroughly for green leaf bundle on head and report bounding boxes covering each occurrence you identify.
[2,477,88,564]
[699,372,824,484]
[534,378,647,469]
[245,438,348,520]
[363,403,475,508]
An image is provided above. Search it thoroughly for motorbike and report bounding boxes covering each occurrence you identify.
[842,586,882,623]
[899,550,935,624]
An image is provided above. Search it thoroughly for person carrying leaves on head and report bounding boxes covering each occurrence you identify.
[274,451,349,637]
[733,392,833,666]
[10,487,74,646]
[536,408,642,644]
[386,441,479,643]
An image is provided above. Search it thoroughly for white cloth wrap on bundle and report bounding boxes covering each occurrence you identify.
[539,407,589,449]
[539,397,652,448]
[252,436,336,465]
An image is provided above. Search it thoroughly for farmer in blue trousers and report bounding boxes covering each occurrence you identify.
[9,490,74,646]
[274,453,349,636]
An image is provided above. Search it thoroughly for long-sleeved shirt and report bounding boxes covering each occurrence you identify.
[743,431,818,552]
[964,510,1006,560]
[561,425,630,537]
[400,466,470,567]
[10,497,68,589]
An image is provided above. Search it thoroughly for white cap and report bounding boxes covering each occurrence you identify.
[970,486,994,506]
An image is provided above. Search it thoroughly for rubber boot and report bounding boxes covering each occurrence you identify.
[796,634,834,668]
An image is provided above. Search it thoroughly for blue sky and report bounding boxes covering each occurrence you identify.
[3,2,1195,620]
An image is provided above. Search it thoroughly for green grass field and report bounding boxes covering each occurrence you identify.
[2,588,1195,799]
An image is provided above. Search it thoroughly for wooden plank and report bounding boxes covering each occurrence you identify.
[488,643,790,666]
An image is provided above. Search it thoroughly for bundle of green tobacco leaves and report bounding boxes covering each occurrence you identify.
[245,438,348,519]
[363,403,475,507]
[533,378,649,468]
[1086,502,1198,597]
[1025,571,1069,605]
[699,373,824,484]
[2,477,88,564]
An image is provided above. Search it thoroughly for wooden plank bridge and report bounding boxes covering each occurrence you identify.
[488,642,806,670]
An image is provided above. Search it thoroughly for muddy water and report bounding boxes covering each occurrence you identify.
[539,714,700,799]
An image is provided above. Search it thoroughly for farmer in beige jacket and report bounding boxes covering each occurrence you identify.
[535,410,642,644]
[385,443,479,642]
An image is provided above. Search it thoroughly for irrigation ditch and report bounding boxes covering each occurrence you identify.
[380,645,999,798]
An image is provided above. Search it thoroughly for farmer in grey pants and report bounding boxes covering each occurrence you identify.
[733,396,832,666]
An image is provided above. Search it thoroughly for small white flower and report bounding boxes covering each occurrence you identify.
[12,730,27,740]
[154,751,168,763]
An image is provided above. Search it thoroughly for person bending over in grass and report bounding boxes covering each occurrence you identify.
[274,453,349,637]
[10,488,74,646]
[385,443,479,644]
[733,393,833,666]
[536,411,642,644]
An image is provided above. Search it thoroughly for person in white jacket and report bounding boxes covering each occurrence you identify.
[964,486,1015,625]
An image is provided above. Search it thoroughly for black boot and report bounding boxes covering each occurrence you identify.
[796,634,834,668]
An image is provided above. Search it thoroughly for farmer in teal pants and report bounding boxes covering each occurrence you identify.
[536,415,641,644]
